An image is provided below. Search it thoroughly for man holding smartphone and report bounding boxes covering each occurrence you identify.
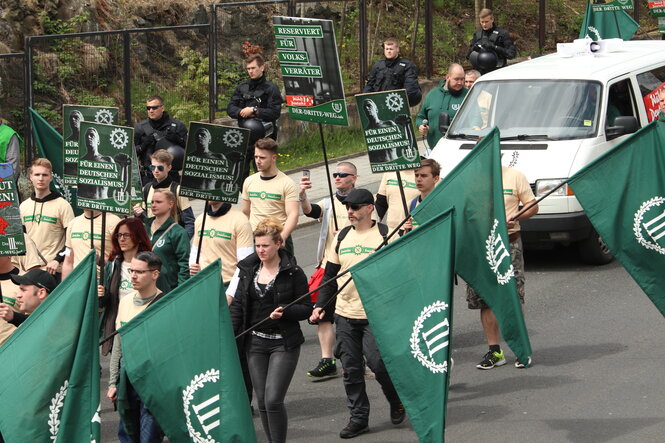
[299,162,358,380]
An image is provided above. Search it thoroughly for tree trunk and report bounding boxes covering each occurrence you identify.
[411,0,420,59]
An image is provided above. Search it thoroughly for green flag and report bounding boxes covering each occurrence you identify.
[568,120,665,317]
[351,209,455,443]
[579,1,638,41]
[0,251,100,442]
[118,260,257,443]
[29,107,81,215]
[412,127,531,363]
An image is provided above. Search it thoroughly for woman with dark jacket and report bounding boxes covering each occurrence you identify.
[98,217,152,355]
[230,217,311,443]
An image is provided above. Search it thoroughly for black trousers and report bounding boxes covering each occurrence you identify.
[334,314,400,426]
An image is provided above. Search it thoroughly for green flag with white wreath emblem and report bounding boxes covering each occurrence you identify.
[118,260,256,442]
[411,127,532,364]
[0,252,100,442]
[568,119,665,317]
[351,209,455,443]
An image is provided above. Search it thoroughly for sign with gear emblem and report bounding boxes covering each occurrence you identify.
[63,105,119,186]
[180,122,250,203]
[76,122,133,214]
[355,89,421,173]
[273,16,348,126]
[0,163,26,256]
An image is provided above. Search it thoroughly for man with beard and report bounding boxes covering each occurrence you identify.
[134,95,187,185]
[416,63,468,148]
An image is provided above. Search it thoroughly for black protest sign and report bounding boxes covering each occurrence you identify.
[355,90,421,173]
[76,122,133,214]
[63,105,119,186]
[180,122,250,203]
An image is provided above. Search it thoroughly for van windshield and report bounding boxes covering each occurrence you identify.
[448,80,601,140]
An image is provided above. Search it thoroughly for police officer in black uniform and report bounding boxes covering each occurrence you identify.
[364,38,422,107]
[134,95,187,185]
[468,8,516,75]
[227,54,284,180]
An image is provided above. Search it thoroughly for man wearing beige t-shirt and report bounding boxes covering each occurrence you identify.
[241,138,299,254]
[469,166,538,370]
[310,189,403,439]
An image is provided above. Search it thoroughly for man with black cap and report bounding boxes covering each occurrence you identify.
[310,188,404,439]
[0,269,58,327]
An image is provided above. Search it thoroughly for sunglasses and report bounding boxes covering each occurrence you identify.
[149,165,165,171]
[146,105,162,110]
[116,233,132,239]
[333,172,354,178]
[345,203,368,211]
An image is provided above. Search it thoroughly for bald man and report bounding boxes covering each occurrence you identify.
[416,63,468,147]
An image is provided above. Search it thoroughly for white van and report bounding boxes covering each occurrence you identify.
[429,40,665,264]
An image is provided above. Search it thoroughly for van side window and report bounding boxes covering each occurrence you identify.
[606,79,636,127]
[636,66,665,122]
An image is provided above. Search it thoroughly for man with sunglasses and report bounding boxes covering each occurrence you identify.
[299,162,357,380]
[310,189,404,439]
[133,150,195,238]
[134,95,187,185]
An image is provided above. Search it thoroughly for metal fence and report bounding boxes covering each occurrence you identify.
[5,0,648,165]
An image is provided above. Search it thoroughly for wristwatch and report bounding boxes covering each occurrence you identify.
[253,106,258,115]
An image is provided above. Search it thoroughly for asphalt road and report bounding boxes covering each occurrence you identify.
[100,219,665,442]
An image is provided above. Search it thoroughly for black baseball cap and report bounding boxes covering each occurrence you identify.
[344,189,374,206]
[10,269,58,293]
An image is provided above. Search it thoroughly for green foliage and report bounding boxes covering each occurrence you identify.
[277,125,365,170]
[216,56,246,115]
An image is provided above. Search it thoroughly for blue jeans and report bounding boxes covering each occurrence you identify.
[247,335,300,443]
[118,383,163,443]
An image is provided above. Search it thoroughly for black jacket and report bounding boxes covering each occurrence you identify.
[133,111,187,167]
[364,57,422,107]
[227,75,284,123]
[468,25,516,67]
[230,249,311,350]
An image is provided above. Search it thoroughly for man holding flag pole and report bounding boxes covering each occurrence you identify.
[310,188,404,439]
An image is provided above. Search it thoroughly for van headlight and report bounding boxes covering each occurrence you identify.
[535,179,571,197]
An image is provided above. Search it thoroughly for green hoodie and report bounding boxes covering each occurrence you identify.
[145,216,190,293]
[416,80,468,147]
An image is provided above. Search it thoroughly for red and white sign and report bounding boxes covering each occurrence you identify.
[286,95,314,107]
[649,0,665,8]
[643,81,665,122]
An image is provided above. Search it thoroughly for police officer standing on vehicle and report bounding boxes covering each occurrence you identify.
[467,8,516,75]
[364,38,422,107]
[134,95,187,185]
[227,54,284,179]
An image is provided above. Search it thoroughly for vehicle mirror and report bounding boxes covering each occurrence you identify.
[606,116,639,140]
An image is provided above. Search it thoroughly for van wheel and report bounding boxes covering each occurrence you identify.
[578,228,613,265]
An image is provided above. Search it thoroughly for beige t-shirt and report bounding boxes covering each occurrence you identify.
[13,233,46,273]
[242,171,298,229]
[118,261,134,301]
[0,319,16,346]
[144,184,191,218]
[502,166,535,234]
[192,208,253,282]
[377,170,420,232]
[65,213,120,268]
[20,196,74,265]
[1,278,20,312]
[327,224,389,319]
[317,197,351,266]
[116,290,152,329]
